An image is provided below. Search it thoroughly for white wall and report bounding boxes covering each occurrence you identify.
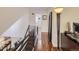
[29,7,51,32]
[1,8,30,38]
[61,7,79,33]
[2,15,29,38]
[0,7,30,34]
[29,11,36,26]
[52,9,57,47]
[41,13,49,32]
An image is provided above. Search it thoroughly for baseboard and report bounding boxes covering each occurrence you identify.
[51,47,58,51]
[51,47,63,51]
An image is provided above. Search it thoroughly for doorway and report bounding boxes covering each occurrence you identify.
[48,12,52,42]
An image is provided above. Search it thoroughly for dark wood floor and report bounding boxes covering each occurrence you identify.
[34,32,53,51]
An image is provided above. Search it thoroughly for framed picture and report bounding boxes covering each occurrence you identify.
[42,15,47,20]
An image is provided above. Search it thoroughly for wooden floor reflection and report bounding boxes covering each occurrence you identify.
[34,32,52,51]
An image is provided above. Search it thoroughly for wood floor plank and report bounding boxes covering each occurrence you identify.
[35,32,53,51]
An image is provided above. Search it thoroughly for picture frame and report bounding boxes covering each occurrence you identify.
[42,15,47,20]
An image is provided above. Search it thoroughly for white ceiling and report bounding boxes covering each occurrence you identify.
[29,7,52,14]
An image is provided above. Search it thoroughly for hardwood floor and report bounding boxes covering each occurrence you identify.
[34,32,53,51]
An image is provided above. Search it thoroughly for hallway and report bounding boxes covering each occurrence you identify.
[35,32,52,51]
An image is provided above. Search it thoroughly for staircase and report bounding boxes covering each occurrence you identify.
[11,25,37,51]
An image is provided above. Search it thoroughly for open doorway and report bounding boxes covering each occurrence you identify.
[48,12,52,42]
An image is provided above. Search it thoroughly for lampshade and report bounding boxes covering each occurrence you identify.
[54,7,63,13]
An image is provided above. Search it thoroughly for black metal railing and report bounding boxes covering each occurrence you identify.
[0,25,37,51]
[12,25,36,51]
